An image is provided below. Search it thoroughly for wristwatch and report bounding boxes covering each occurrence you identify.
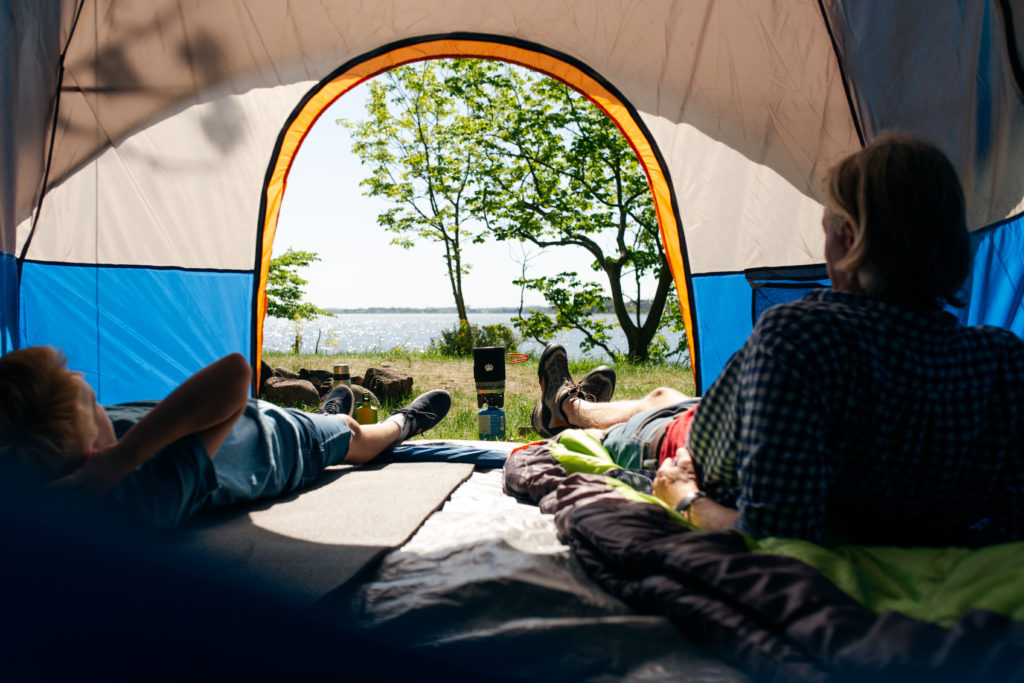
[674,490,706,513]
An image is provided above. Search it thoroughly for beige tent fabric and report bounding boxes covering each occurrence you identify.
[9,0,1024,272]
[824,0,1024,226]
[47,0,857,209]
[655,120,831,274]
[19,82,310,269]
[21,0,859,275]
[1,3,68,248]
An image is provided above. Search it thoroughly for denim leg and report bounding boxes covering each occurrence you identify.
[288,410,354,468]
[276,409,354,491]
[601,399,701,470]
[207,401,353,507]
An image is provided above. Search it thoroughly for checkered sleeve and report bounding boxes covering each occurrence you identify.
[731,316,833,542]
[993,451,1024,540]
[989,351,1024,542]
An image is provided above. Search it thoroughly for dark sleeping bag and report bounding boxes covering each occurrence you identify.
[503,431,1024,682]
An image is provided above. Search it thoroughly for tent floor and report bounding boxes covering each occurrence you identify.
[330,467,748,681]
[170,459,475,604]
[146,439,744,679]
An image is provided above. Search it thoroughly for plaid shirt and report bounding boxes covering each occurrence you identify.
[687,289,1024,546]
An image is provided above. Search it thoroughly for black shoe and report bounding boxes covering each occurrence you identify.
[315,385,354,416]
[531,343,574,438]
[391,389,452,442]
[579,366,616,402]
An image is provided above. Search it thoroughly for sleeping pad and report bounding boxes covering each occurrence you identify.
[502,431,1024,682]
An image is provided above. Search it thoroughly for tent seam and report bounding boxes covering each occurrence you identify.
[996,0,1024,101]
[17,0,86,272]
[816,0,866,146]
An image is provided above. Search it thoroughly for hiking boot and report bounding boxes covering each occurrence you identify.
[390,389,452,442]
[531,343,575,438]
[315,385,354,416]
[579,366,616,402]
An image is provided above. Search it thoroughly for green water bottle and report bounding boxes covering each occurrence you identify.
[356,393,378,425]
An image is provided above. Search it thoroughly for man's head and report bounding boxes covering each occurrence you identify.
[822,133,970,309]
[0,346,100,485]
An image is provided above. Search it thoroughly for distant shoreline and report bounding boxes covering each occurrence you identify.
[320,304,657,315]
[322,307,539,314]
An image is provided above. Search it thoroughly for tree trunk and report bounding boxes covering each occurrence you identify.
[619,261,674,362]
[452,258,468,322]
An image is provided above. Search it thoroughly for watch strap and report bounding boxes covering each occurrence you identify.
[674,490,707,513]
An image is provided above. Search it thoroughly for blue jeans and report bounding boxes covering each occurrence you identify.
[601,399,700,470]
[109,399,352,528]
[208,400,353,506]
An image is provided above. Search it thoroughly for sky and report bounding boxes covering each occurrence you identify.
[274,79,609,311]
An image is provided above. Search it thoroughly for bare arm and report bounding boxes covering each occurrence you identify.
[58,353,251,496]
[652,447,738,531]
[685,493,739,530]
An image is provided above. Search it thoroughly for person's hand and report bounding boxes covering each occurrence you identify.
[45,442,136,498]
[652,447,699,508]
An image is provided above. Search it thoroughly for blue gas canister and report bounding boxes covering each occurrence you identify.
[478,405,506,441]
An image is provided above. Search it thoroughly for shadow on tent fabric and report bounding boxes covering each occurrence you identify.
[0,478,493,680]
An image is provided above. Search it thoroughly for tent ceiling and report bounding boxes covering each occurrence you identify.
[22,0,1019,235]
[38,0,861,224]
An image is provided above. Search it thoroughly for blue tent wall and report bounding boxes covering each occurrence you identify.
[691,269,830,391]
[1,253,17,354]
[961,213,1024,336]
[691,274,755,389]
[690,213,1024,391]
[19,262,252,405]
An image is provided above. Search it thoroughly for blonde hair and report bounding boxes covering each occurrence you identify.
[0,346,98,484]
[823,133,970,309]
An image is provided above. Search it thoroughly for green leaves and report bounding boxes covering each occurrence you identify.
[266,247,327,322]
[513,271,615,358]
[341,60,505,321]
[462,62,674,361]
[341,58,682,361]
[429,320,520,358]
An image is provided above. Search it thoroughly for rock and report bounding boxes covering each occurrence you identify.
[261,377,320,406]
[274,366,299,379]
[363,367,413,403]
[299,368,333,398]
[299,368,332,385]
[259,361,275,396]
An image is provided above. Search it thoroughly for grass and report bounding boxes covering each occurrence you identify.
[262,349,694,443]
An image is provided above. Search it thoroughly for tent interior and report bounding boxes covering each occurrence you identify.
[6,0,1023,401]
[3,1,1024,679]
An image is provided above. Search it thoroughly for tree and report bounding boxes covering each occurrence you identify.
[340,60,495,322]
[344,59,681,362]
[470,67,675,362]
[266,247,327,321]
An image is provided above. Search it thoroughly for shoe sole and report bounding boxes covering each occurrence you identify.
[537,342,566,382]
[579,366,616,402]
[534,343,568,437]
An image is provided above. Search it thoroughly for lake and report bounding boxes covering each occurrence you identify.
[263,312,688,363]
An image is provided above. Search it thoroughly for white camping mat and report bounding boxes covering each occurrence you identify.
[341,469,747,682]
